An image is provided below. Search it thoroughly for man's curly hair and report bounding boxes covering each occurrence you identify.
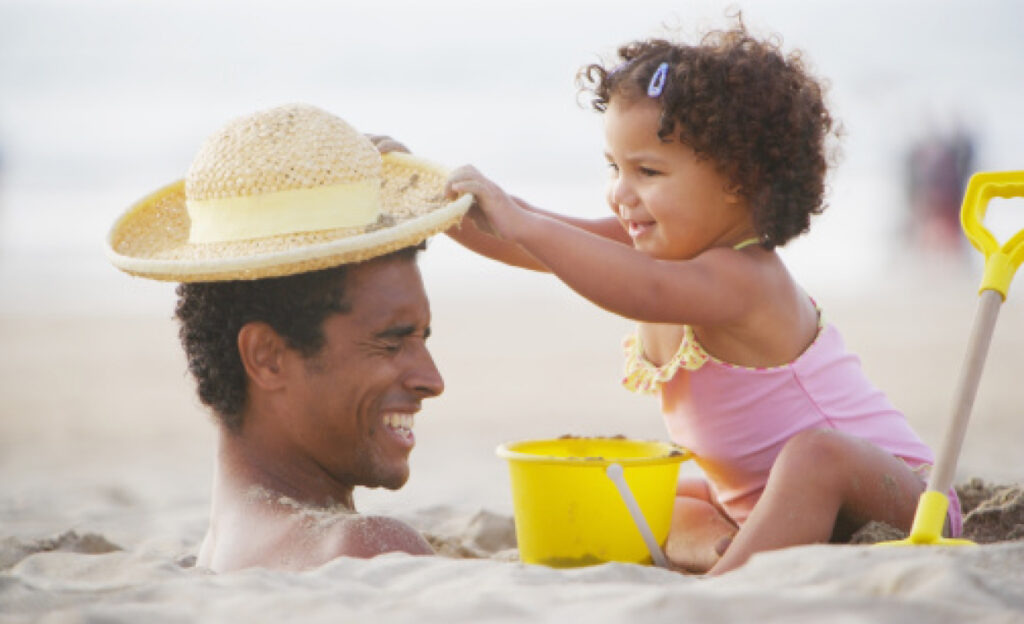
[174,247,420,434]
[577,19,837,248]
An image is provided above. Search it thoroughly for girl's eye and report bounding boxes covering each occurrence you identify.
[606,162,619,174]
[639,167,661,177]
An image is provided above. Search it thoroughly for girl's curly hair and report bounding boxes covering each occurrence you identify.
[577,20,837,248]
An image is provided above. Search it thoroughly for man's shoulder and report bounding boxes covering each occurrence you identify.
[325,513,433,559]
[199,508,432,572]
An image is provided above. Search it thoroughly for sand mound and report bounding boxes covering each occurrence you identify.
[0,531,122,571]
[412,508,519,560]
[962,483,1024,544]
[851,481,1024,545]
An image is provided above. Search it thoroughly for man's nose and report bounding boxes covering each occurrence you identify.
[406,342,444,398]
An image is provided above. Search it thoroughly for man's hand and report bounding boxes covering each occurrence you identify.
[366,134,410,155]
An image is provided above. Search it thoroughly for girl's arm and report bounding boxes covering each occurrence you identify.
[447,166,754,326]
[364,134,629,272]
[447,197,629,272]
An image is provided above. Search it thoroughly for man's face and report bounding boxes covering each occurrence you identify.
[285,256,444,492]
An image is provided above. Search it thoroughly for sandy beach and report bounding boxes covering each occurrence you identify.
[2,255,1023,623]
[2,2,1024,619]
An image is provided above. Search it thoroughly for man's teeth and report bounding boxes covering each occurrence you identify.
[383,413,414,432]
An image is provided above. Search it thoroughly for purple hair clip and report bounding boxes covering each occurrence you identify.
[607,60,629,78]
[647,62,669,97]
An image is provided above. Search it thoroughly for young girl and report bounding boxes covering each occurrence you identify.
[442,23,962,575]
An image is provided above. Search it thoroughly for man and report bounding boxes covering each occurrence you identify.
[106,104,471,571]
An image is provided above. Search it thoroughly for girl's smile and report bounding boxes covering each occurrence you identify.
[626,218,656,239]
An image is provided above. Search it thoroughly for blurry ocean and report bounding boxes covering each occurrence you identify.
[1,0,1022,315]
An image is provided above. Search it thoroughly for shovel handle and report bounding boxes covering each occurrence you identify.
[960,170,1024,298]
[926,289,1002,494]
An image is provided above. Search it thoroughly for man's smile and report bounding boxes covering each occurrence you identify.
[382,411,416,448]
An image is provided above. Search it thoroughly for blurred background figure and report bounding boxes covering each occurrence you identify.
[0,136,5,251]
[902,123,976,255]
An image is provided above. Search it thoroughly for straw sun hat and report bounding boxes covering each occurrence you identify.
[106,104,472,282]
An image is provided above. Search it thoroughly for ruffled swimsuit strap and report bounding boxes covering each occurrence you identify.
[621,236,764,394]
[622,326,709,394]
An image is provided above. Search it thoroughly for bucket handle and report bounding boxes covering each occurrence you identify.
[605,463,670,568]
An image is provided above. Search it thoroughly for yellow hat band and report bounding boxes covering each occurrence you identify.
[186,180,380,244]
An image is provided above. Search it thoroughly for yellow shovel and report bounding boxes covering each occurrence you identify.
[888,170,1024,546]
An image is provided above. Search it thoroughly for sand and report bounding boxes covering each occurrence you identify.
[2,262,1024,622]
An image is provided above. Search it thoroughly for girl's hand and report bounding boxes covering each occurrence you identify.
[445,165,527,242]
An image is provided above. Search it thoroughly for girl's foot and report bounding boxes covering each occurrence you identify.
[665,497,737,574]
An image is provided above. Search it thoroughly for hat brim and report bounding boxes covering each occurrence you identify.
[106,153,472,282]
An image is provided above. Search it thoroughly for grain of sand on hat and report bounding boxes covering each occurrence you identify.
[106,103,472,282]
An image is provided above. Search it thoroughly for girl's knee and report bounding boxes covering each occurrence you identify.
[774,429,857,481]
[772,431,922,521]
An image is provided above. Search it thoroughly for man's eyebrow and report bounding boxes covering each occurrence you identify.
[375,324,431,339]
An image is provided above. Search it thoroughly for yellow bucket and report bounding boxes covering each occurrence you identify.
[496,437,691,567]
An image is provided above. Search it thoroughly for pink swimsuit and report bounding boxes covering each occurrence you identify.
[623,317,963,536]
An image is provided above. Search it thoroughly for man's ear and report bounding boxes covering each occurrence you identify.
[237,322,289,391]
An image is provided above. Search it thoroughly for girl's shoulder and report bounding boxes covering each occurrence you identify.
[689,244,791,309]
[679,246,817,367]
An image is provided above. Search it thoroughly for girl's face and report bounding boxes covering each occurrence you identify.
[603,96,755,260]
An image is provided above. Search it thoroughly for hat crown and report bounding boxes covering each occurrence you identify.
[185,104,382,201]
[108,103,472,282]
